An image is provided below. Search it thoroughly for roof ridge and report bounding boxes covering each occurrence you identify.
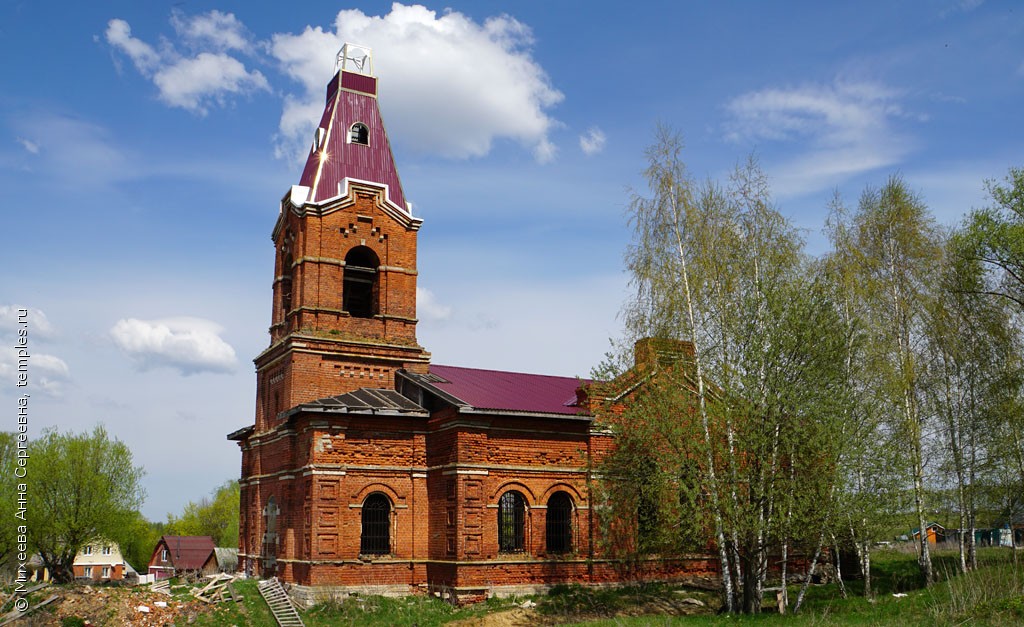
[431,363,588,381]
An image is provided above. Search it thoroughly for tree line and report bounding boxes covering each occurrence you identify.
[597,125,1024,614]
[0,426,239,583]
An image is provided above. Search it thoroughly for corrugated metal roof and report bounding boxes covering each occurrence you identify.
[301,388,427,415]
[157,536,214,571]
[298,70,408,211]
[421,365,591,416]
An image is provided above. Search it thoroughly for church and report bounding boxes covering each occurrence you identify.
[227,45,714,604]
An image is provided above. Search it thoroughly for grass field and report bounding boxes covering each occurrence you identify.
[19,547,1022,625]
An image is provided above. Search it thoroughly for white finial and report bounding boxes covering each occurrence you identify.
[335,43,373,76]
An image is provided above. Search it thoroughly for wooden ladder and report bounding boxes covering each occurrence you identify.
[257,577,305,627]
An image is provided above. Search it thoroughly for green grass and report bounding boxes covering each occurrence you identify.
[557,547,1024,626]
[174,578,277,626]
[302,592,520,627]
[24,548,1021,626]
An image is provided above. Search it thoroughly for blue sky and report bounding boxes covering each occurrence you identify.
[2,1,1021,521]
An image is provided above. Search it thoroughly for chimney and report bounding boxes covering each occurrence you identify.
[633,337,695,369]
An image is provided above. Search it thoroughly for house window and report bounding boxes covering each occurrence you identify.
[83,545,93,556]
[498,491,526,553]
[360,493,391,555]
[102,545,112,555]
[343,246,380,318]
[161,548,169,562]
[102,566,110,578]
[84,566,93,578]
[546,492,573,553]
[349,122,369,145]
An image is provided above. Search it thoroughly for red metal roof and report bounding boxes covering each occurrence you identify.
[427,365,590,416]
[155,535,214,570]
[298,70,408,211]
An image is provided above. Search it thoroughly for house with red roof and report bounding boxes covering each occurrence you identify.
[227,45,712,604]
[147,536,216,580]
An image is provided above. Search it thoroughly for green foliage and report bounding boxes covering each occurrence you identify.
[166,479,239,547]
[956,166,1024,309]
[115,510,164,573]
[26,425,145,583]
[0,433,20,576]
[612,127,853,613]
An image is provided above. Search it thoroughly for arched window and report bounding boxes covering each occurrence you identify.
[280,254,293,318]
[343,246,379,318]
[546,492,573,553]
[349,122,369,145]
[498,491,526,553]
[360,493,391,555]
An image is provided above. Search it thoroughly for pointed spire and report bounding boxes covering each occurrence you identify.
[293,44,410,215]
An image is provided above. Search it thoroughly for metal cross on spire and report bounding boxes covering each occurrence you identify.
[335,43,373,76]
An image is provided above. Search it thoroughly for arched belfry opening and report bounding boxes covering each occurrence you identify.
[343,246,380,318]
[349,122,369,145]
[280,253,294,321]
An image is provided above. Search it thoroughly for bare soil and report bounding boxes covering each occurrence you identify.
[16,584,210,626]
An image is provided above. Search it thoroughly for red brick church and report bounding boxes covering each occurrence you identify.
[228,45,714,604]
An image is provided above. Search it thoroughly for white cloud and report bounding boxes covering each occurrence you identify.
[416,287,452,322]
[270,3,564,162]
[724,80,915,197]
[0,348,70,397]
[153,53,269,114]
[171,9,251,53]
[15,138,39,154]
[579,127,606,156]
[940,0,984,18]
[0,305,54,338]
[105,14,268,115]
[109,317,237,375]
[105,19,160,74]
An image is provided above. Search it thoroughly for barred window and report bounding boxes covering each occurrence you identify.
[498,491,526,553]
[546,492,573,553]
[361,493,391,555]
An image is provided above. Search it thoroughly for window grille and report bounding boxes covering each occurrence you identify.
[546,492,573,553]
[498,491,526,553]
[361,493,391,555]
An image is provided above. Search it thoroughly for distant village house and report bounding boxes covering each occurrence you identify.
[73,540,129,581]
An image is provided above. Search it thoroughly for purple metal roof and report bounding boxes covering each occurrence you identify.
[298,70,407,210]
[428,365,590,416]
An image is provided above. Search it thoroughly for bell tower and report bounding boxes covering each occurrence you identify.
[255,44,430,432]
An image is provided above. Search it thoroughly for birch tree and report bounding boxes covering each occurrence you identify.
[832,176,942,586]
[813,196,905,603]
[957,167,1024,309]
[611,127,848,613]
